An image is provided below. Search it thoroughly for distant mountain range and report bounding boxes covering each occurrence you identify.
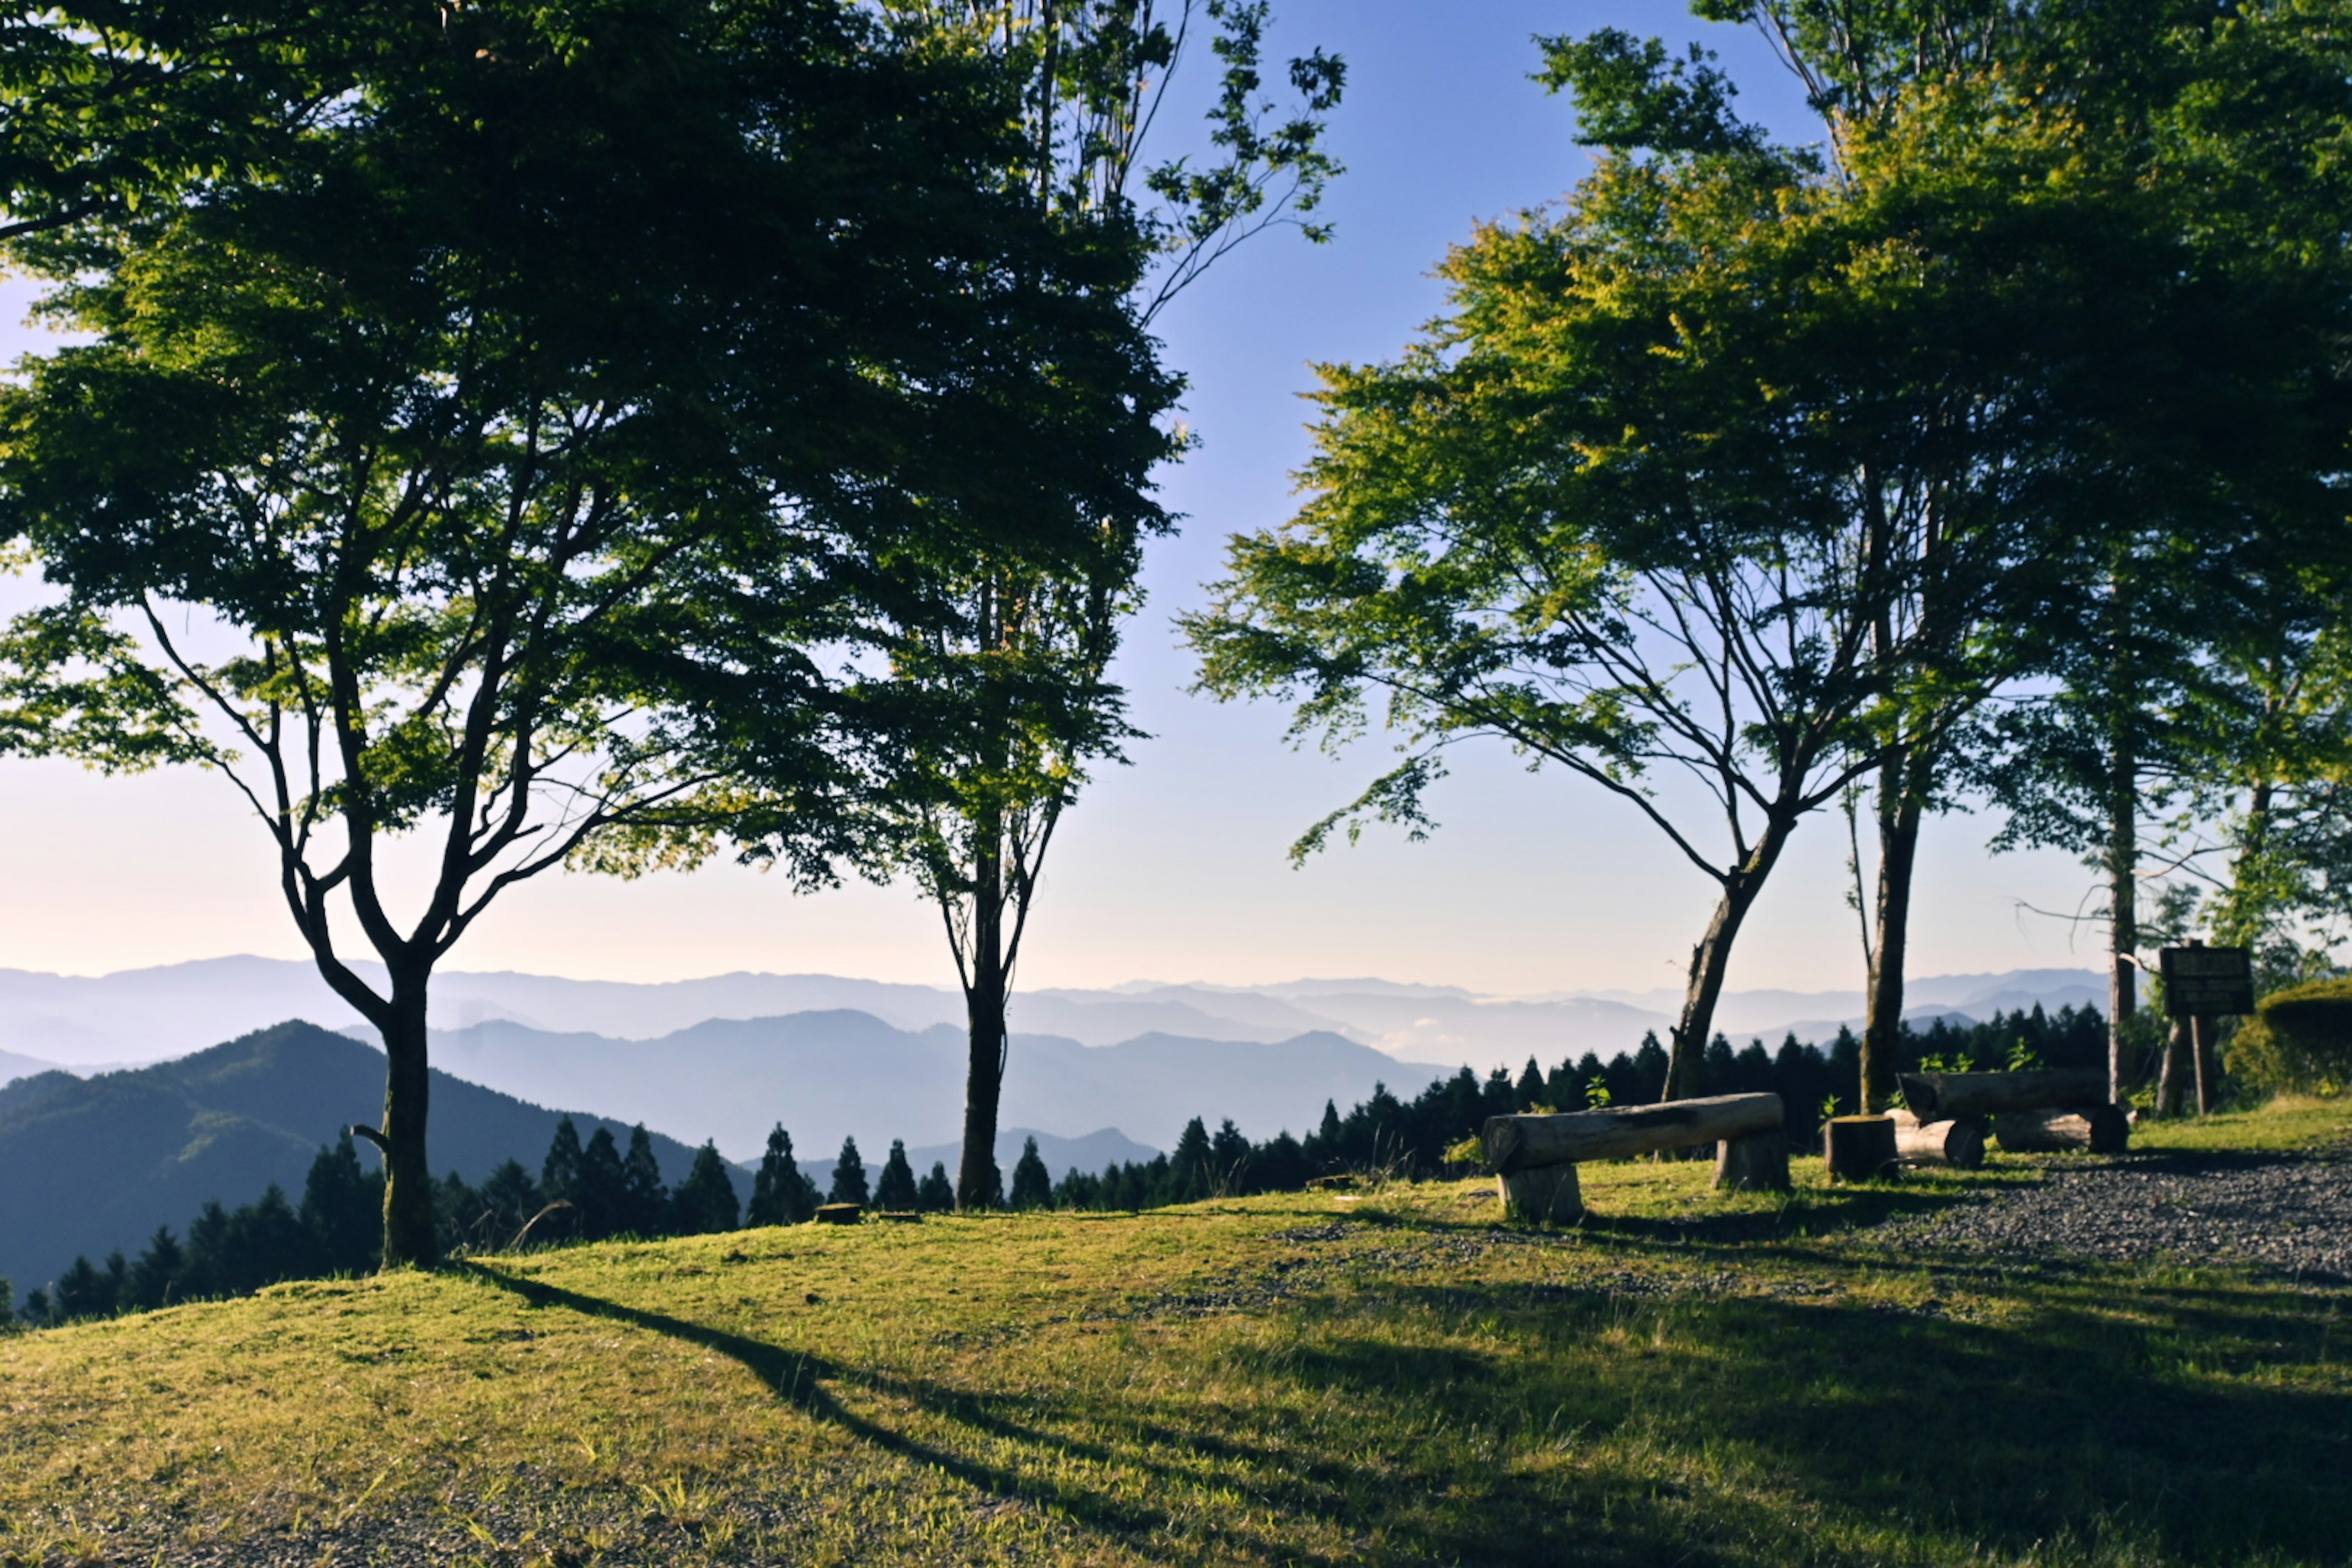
[0,956,2108,1076]
[423,1013,1449,1163]
[0,1022,747,1295]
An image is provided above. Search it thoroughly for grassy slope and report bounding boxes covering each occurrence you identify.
[2,1102,2346,1568]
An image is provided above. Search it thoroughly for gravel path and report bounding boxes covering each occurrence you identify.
[1878,1142,2352,1283]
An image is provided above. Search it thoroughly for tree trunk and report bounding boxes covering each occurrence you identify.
[1898,1068,2111,1123]
[1823,1115,1899,1182]
[1889,1109,1986,1169]
[1862,744,1929,1113]
[2192,1015,2218,1115]
[1496,1163,1581,1223]
[1713,1128,1791,1192]
[1667,818,1796,1101]
[2156,1018,2190,1118]
[1485,1093,1784,1170]
[956,842,1009,1210]
[378,981,436,1268]
[1992,1104,2130,1155]
[2106,598,2139,1103]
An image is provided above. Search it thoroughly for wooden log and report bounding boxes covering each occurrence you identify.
[1889,1108,1986,1169]
[1496,1163,1583,1223]
[1898,1069,2109,1125]
[1991,1105,2130,1155]
[1483,1093,1784,1174]
[1823,1115,1900,1183]
[1713,1128,1791,1193]
[813,1203,862,1226]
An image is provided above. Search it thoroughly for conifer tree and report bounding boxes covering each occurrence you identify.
[53,1255,113,1322]
[621,1126,669,1238]
[1008,1137,1052,1210]
[478,1161,546,1247]
[875,1140,920,1211]
[575,1127,628,1240]
[541,1119,585,1215]
[301,1134,382,1275]
[1515,1057,1545,1110]
[916,1161,956,1213]
[748,1125,818,1226]
[126,1228,183,1313]
[828,1137,870,1206]
[0,1276,12,1329]
[671,1142,742,1236]
[20,1287,49,1328]
[1170,1118,1214,1202]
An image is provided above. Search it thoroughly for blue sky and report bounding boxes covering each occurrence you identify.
[0,2,2103,995]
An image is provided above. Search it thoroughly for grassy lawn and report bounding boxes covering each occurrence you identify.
[2,1101,2346,1567]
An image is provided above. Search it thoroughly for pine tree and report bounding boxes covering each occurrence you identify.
[671,1142,742,1235]
[1171,1117,1213,1202]
[0,1276,12,1330]
[125,1227,184,1312]
[827,1136,870,1206]
[622,1125,669,1238]
[575,1126,628,1240]
[874,1140,919,1210]
[1008,1136,1052,1210]
[21,1287,50,1328]
[748,1125,817,1226]
[541,1117,585,1238]
[53,1255,113,1322]
[1210,1120,1251,1194]
[301,1134,383,1275]
[224,1185,315,1295]
[1515,1057,1545,1109]
[916,1161,956,1213]
[479,1160,546,1246]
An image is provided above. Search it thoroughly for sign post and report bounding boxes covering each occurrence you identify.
[2158,943,2253,1115]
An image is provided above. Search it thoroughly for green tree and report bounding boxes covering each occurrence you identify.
[0,0,1170,1269]
[1008,1136,1053,1210]
[916,1161,957,1213]
[300,1134,382,1276]
[670,1143,742,1236]
[875,1140,921,1211]
[124,1229,183,1313]
[748,1125,819,1227]
[837,0,1343,1210]
[620,1126,668,1239]
[827,1137,870,1207]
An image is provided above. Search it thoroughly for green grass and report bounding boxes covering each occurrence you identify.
[3,1099,2348,1567]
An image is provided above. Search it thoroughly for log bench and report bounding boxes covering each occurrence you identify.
[1897,1069,2130,1156]
[1483,1093,1789,1222]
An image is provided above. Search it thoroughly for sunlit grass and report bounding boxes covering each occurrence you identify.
[1,1097,2345,1566]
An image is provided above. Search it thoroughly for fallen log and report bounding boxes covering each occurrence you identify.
[1713,1128,1791,1193]
[1899,1069,2108,1125]
[1496,1163,1583,1223]
[1889,1109,1986,1169]
[1991,1105,2130,1155]
[1823,1115,1899,1183]
[1483,1093,1784,1174]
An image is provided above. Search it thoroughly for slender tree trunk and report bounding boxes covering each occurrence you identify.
[2156,1017,2190,1118]
[1862,743,1929,1113]
[1667,816,1797,1101]
[379,978,437,1268]
[2192,1014,2218,1115]
[2107,748,2138,1105]
[956,840,1008,1210]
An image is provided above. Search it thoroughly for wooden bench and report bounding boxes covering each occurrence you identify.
[1897,1069,2128,1156]
[1482,1093,1789,1222]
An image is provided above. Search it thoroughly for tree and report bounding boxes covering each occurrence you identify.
[0,0,1173,1268]
[671,1143,742,1236]
[832,0,1343,1211]
[917,1161,958,1213]
[620,1126,669,1239]
[828,1137,870,1207]
[875,1140,921,1211]
[300,1134,383,1276]
[748,1125,819,1227]
[124,1229,183,1313]
[1008,1136,1053,1209]
[541,1118,586,1228]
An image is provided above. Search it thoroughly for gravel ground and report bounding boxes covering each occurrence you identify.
[1875,1142,2352,1283]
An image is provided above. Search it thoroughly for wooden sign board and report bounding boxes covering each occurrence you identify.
[2158,946,2255,1017]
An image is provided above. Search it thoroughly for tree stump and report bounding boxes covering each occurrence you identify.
[1496,1163,1582,1224]
[1823,1115,1899,1183]
[1713,1128,1790,1192]
[1991,1105,2130,1155]
[814,1203,862,1226]
[1890,1109,1986,1169]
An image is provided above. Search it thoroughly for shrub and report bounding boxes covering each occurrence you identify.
[2226,977,2352,1095]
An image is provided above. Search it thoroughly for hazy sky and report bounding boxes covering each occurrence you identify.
[0,2,2106,995]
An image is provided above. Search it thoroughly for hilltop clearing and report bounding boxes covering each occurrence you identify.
[1,1101,2346,1567]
